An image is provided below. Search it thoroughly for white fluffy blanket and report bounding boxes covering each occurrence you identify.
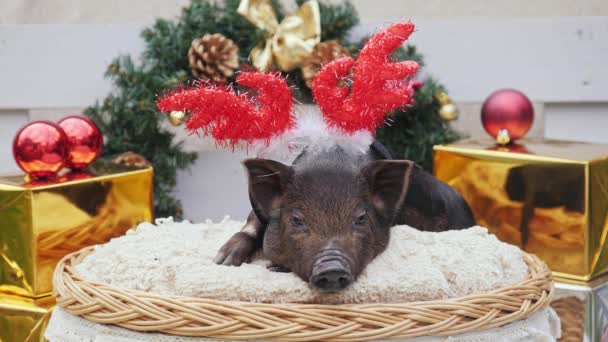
[76,217,529,304]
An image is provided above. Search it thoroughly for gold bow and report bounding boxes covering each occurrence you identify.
[238,0,321,72]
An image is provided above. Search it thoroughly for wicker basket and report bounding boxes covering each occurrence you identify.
[53,247,554,341]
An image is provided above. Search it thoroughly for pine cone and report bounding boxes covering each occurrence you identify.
[302,40,350,88]
[188,33,239,82]
[112,152,152,168]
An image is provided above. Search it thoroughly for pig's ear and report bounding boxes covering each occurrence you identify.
[363,160,415,216]
[243,159,293,222]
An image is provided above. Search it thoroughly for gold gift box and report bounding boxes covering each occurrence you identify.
[0,160,153,298]
[0,294,54,342]
[434,137,608,283]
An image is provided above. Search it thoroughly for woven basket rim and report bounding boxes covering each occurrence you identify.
[53,245,554,341]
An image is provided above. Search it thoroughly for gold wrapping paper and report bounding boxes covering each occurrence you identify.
[0,160,153,298]
[434,137,608,283]
[0,294,54,342]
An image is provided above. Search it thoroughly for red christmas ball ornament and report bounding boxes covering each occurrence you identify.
[13,121,69,179]
[58,115,103,170]
[411,79,425,90]
[481,89,534,145]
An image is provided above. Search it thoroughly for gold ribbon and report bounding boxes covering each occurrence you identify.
[238,0,321,72]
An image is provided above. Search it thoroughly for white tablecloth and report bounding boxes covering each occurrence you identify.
[46,307,561,342]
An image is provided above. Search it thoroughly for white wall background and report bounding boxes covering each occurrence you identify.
[2,0,607,23]
[1,1,607,221]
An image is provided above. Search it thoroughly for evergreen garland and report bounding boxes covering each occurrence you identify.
[85,0,459,218]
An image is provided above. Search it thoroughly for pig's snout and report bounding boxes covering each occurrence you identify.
[310,251,353,292]
[311,268,352,292]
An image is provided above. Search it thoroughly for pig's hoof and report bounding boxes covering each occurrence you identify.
[214,232,258,266]
[267,264,290,273]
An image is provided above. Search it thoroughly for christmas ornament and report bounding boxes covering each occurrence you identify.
[168,110,187,126]
[436,92,449,104]
[159,21,419,150]
[439,103,458,121]
[411,79,425,90]
[496,128,511,145]
[301,40,349,88]
[58,115,103,170]
[188,33,239,82]
[238,0,321,72]
[436,91,458,121]
[481,88,534,145]
[13,121,69,179]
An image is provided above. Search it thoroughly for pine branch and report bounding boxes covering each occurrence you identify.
[319,1,359,41]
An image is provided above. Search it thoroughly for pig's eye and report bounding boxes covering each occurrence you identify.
[290,214,306,229]
[354,212,368,226]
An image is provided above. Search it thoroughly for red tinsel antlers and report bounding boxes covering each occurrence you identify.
[312,21,420,133]
[157,72,294,148]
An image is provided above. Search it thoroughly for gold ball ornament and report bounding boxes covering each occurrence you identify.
[439,103,458,121]
[436,92,450,105]
[169,111,186,126]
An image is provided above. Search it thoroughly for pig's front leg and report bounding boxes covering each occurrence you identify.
[214,211,265,266]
